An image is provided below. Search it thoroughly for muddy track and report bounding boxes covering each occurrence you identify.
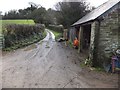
[2,29,118,88]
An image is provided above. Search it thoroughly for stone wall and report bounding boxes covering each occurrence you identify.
[118,3,120,48]
[97,3,120,67]
[89,21,100,67]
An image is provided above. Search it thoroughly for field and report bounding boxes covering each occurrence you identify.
[0,20,2,34]
[1,19,35,34]
[2,19,35,25]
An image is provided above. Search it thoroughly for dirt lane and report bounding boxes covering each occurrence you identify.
[2,29,55,88]
[2,29,118,88]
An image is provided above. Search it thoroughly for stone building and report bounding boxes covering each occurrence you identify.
[70,0,120,67]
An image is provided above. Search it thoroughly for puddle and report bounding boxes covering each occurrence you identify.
[45,45,50,48]
[45,42,50,48]
[24,44,37,51]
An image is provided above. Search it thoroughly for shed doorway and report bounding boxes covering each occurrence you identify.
[82,24,91,50]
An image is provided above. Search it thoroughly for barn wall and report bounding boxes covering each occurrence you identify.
[118,3,120,48]
[89,21,100,67]
[97,3,120,67]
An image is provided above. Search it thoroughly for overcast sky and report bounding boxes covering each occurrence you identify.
[0,0,109,14]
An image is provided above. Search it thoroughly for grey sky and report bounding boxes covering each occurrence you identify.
[0,0,109,14]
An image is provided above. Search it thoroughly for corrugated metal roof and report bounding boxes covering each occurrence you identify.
[72,0,120,26]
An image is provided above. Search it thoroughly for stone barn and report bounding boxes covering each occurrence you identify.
[70,0,120,67]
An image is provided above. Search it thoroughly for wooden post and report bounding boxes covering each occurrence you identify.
[64,29,68,46]
[78,26,83,53]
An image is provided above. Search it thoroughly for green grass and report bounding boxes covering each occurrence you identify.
[43,30,47,38]
[90,67,105,72]
[80,63,86,68]
[80,61,105,72]
[1,19,35,25]
[49,29,62,40]
[68,40,73,48]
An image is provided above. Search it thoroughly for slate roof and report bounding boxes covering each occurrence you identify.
[72,0,120,26]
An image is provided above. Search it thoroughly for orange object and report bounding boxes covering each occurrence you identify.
[73,39,79,47]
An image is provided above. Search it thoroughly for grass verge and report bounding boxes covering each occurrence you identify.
[48,29,62,40]
[1,19,35,25]
[80,61,105,72]
[68,40,73,48]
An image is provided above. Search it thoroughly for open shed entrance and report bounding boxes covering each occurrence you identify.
[82,24,91,50]
[74,26,80,40]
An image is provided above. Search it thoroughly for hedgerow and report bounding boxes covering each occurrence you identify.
[3,24,45,50]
